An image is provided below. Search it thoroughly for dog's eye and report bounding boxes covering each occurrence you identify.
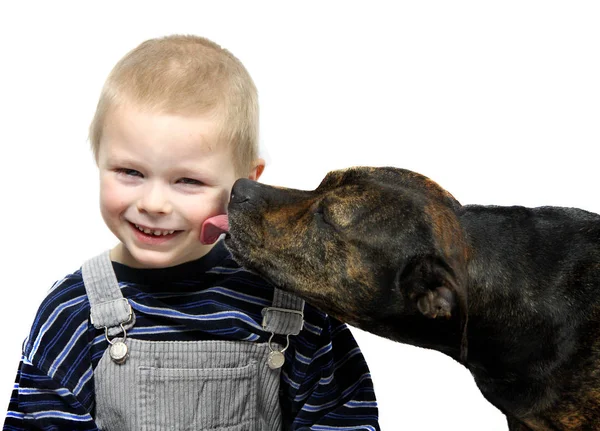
[314,205,332,226]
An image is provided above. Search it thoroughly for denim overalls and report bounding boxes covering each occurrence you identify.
[81,251,304,431]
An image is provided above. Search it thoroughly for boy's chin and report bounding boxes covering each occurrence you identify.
[113,243,214,269]
[111,244,171,268]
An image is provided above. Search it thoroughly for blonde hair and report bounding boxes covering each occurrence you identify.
[89,35,259,175]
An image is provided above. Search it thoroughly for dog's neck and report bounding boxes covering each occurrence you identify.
[453,205,598,414]
[459,205,576,367]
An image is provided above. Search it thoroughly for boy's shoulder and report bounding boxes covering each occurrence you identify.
[23,265,91,367]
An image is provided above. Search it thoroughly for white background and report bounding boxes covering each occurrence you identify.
[1,2,599,430]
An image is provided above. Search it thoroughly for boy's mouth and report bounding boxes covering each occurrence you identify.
[132,223,177,236]
[132,223,175,236]
[128,222,182,244]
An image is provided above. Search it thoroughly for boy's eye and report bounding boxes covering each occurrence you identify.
[178,178,204,186]
[117,168,143,177]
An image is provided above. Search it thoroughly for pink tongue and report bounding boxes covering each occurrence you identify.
[200,214,230,245]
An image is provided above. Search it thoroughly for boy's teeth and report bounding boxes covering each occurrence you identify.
[134,224,175,236]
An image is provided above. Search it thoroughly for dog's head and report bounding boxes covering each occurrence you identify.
[225,167,469,360]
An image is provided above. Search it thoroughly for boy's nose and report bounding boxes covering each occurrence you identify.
[137,183,172,214]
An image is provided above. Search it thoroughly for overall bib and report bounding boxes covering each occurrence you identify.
[82,251,304,431]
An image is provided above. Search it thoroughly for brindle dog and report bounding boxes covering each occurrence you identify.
[224,166,600,431]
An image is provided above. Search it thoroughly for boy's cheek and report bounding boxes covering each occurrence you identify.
[179,198,228,234]
[187,188,230,212]
[99,180,128,213]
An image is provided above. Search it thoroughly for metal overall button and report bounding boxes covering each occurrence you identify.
[267,333,290,370]
[105,323,129,365]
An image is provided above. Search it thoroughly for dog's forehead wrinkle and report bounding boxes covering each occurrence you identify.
[318,188,423,240]
[264,195,319,232]
[321,165,459,206]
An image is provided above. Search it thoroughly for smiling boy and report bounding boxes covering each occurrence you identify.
[98,106,244,269]
[3,35,379,430]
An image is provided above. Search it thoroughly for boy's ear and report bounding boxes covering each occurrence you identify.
[248,158,265,181]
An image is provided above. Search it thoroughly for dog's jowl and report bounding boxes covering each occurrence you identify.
[224,166,600,431]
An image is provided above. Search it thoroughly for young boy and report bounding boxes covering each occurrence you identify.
[3,35,379,430]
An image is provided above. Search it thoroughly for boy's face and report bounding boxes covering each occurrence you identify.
[97,104,261,268]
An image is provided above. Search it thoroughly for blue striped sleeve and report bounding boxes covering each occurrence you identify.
[289,318,380,430]
[3,357,99,430]
[3,274,99,431]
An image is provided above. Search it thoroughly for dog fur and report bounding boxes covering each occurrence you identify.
[225,166,600,430]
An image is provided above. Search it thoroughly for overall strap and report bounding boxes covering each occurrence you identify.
[81,250,136,337]
[261,288,304,336]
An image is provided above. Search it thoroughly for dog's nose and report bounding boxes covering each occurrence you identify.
[230,178,259,204]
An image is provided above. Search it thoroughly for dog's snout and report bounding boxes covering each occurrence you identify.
[230,178,260,205]
[230,179,309,211]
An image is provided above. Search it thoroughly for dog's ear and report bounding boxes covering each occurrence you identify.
[399,255,460,319]
[399,253,469,362]
[416,286,455,319]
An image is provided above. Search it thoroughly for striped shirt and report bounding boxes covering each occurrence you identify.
[3,241,379,430]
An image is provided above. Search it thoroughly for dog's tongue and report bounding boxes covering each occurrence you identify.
[200,214,229,245]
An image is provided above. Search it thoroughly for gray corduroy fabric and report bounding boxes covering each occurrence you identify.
[82,251,136,336]
[82,251,304,431]
[95,339,279,430]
